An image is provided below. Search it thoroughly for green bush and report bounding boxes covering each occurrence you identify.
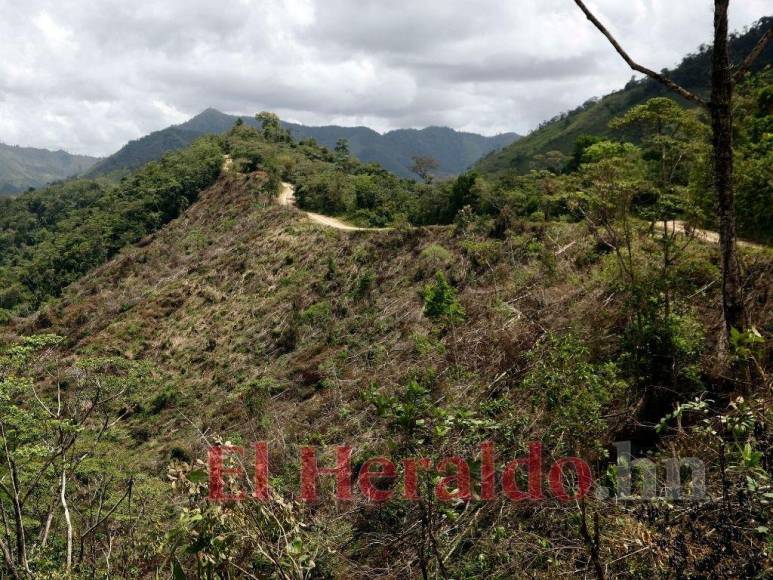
[523,333,628,454]
[420,243,452,268]
[423,272,465,324]
[622,308,704,393]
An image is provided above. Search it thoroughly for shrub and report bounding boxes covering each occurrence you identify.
[461,240,502,269]
[622,309,704,393]
[423,272,465,324]
[420,244,452,268]
[351,270,376,300]
[523,333,628,454]
[301,301,332,326]
[240,378,274,417]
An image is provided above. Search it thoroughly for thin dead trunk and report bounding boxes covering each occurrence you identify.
[0,424,28,572]
[39,498,57,550]
[61,467,73,573]
[573,0,770,346]
[711,0,744,337]
[0,537,20,580]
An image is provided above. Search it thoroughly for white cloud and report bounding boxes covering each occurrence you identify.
[0,0,768,155]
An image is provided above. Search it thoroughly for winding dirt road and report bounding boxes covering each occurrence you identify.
[225,157,763,245]
[223,155,382,232]
[278,182,387,232]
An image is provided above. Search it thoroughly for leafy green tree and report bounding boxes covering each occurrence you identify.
[691,71,773,243]
[449,172,480,220]
[255,111,289,143]
[334,138,350,156]
[565,135,603,173]
[572,141,647,290]
[610,97,706,189]
[0,335,148,576]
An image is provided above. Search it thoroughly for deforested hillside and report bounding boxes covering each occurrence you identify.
[476,17,773,177]
[2,2,772,578]
[3,120,771,578]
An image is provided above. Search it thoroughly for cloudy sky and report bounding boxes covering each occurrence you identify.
[0,0,769,156]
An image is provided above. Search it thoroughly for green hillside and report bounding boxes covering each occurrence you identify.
[0,143,100,195]
[476,17,772,176]
[87,108,520,179]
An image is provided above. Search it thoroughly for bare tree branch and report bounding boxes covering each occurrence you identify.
[0,536,20,580]
[80,478,133,541]
[573,0,707,107]
[732,26,772,84]
[60,467,73,573]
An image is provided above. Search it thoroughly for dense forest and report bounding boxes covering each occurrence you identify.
[0,139,223,318]
[0,12,771,580]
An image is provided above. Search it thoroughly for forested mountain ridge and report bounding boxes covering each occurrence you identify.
[476,16,773,176]
[0,142,100,196]
[86,108,520,179]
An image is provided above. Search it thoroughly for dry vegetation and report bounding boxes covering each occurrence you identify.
[4,158,770,577]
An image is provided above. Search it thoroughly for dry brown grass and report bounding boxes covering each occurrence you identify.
[6,169,771,578]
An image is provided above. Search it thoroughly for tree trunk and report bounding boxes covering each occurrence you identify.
[711,0,745,337]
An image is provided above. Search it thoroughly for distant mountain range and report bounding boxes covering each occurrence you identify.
[0,143,100,196]
[86,109,521,179]
[476,16,772,177]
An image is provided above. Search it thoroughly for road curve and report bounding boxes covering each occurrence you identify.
[660,220,763,250]
[278,182,388,232]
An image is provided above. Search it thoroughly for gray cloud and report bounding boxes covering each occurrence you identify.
[0,0,768,156]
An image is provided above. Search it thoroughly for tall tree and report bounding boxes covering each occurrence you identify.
[573,0,771,339]
[334,138,350,156]
[255,111,288,143]
[411,155,439,184]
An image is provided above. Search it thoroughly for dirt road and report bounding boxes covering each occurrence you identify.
[661,220,763,249]
[278,182,387,232]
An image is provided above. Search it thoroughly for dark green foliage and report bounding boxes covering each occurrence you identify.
[565,135,604,173]
[449,172,480,217]
[0,137,224,315]
[686,69,772,242]
[723,71,772,242]
[621,292,705,395]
